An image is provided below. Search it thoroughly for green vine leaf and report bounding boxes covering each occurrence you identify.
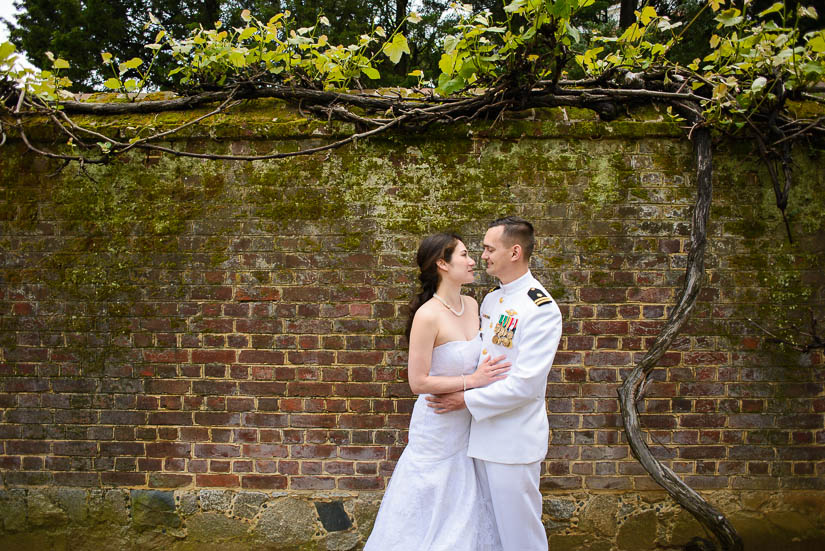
[383,34,409,65]
[716,8,743,28]
[361,67,380,79]
[757,2,784,18]
[120,57,143,73]
[751,76,767,91]
[810,34,825,53]
[0,41,16,61]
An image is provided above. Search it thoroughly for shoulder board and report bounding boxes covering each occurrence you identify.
[528,287,553,307]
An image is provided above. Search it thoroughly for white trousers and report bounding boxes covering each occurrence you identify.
[474,458,547,551]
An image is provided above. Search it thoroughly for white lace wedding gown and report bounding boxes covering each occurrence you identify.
[364,337,503,551]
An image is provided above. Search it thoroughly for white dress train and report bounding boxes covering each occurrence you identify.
[364,337,502,551]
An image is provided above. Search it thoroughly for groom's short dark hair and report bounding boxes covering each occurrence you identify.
[489,216,535,260]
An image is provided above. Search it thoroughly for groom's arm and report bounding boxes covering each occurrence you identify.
[425,389,466,413]
[463,301,562,421]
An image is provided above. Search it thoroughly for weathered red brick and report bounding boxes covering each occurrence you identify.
[194,444,240,458]
[196,474,239,487]
[338,446,386,460]
[146,442,191,458]
[6,440,49,454]
[338,476,384,490]
[101,472,147,486]
[584,352,631,366]
[0,456,22,469]
[143,349,189,363]
[683,352,729,366]
[237,350,285,364]
[290,445,336,459]
[238,381,287,396]
[242,413,288,427]
[238,474,286,489]
[582,321,628,335]
[143,380,189,395]
[100,442,145,456]
[53,441,97,456]
[288,476,334,490]
[680,414,728,428]
[192,380,237,395]
[6,409,51,424]
[290,414,337,428]
[4,378,50,392]
[337,351,384,365]
[147,412,193,426]
[146,473,191,488]
[192,350,237,364]
[287,382,333,397]
[54,472,100,487]
[679,382,726,396]
[580,288,627,303]
[242,444,287,458]
[776,414,823,429]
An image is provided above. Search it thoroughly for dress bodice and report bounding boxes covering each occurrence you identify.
[406,336,482,460]
[428,336,483,377]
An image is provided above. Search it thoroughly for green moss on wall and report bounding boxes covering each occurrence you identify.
[713,140,825,361]
[247,139,524,237]
[0,148,240,370]
[581,153,628,209]
[575,237,610,253]
[3,101,823,375]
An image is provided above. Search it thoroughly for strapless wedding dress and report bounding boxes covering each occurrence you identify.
[364,337,502,551]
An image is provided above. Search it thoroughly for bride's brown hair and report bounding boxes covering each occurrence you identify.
[405,232,463,339]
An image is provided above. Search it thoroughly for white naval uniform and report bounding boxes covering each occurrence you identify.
[464,270,563,551]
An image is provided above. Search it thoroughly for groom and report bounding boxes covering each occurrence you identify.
[427,216,562,551]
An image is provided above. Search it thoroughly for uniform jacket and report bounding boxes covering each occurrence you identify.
[465,270,563,464]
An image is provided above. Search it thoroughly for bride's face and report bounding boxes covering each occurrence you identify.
[440,240,476,285]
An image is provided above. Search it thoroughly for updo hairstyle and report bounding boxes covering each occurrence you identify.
[405,232,463,338]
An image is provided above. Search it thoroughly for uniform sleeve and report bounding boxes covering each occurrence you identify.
[465,300,562,422]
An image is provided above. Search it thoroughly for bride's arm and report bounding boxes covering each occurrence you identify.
[407,305,509,395]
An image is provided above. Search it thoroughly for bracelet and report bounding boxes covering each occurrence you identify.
[462,374,466,391]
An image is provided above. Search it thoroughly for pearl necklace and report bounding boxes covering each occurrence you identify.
[432,293,465,317]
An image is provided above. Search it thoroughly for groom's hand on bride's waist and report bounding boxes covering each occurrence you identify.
[426,391,466,414]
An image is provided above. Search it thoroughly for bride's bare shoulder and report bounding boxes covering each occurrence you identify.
[409,300,442,337]
[414,298,441,320]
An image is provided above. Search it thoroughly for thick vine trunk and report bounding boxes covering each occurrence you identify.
[619,0,637,29]
[617,112,743,550]
[395,0,409,76]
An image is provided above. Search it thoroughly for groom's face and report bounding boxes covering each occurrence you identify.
[481,226,512,279]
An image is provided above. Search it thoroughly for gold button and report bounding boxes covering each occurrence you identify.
[499,297,504,303]
[489,323,493,328]
[482,349,487,355]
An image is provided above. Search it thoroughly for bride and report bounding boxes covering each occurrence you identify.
[364,232,508,551]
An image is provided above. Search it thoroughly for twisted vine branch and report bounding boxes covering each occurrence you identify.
[4,79,822,171]
[617,104,743,551]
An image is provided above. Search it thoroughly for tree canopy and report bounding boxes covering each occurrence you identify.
[3,1,227,89]
[3,0,516,89]
[6,0,772,90]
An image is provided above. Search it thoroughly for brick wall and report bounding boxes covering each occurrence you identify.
[1,102,824,498]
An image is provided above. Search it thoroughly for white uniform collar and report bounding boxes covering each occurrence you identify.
[499,270,532,296]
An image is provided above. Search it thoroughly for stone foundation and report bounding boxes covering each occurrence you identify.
[2,488,824,550]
